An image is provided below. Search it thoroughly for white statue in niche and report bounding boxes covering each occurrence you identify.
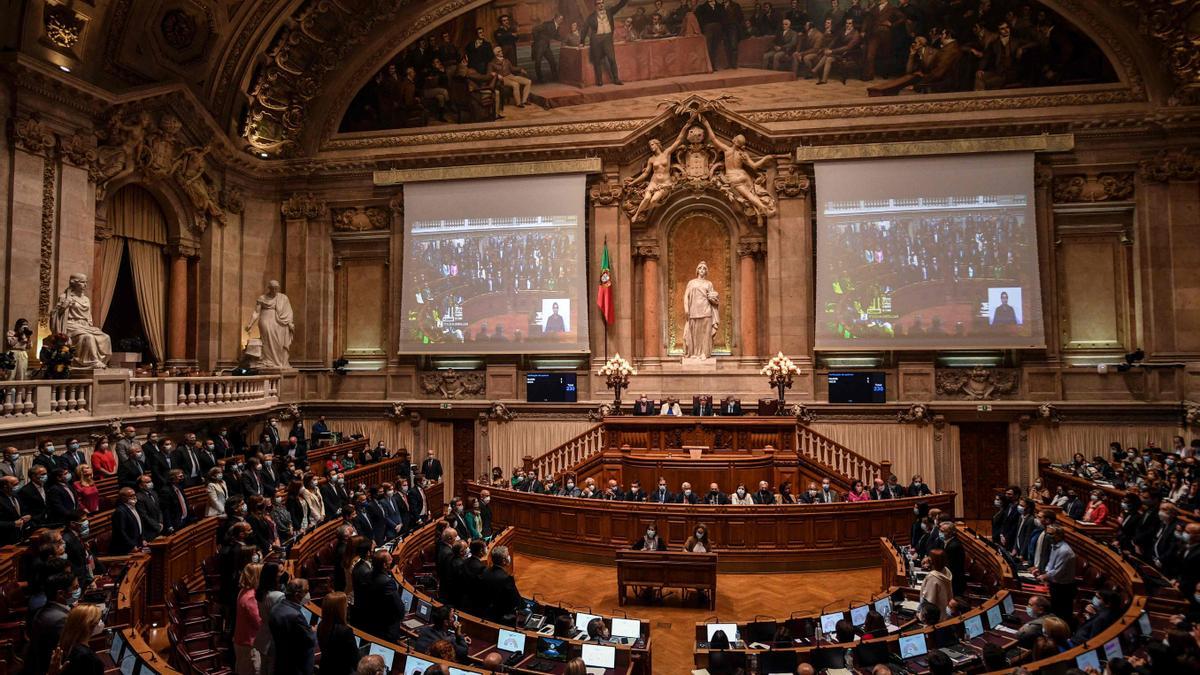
[245,280,294,370]
[51,273,112,368]
[682,260,719,360]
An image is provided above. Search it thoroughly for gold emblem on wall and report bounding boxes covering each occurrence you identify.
[666,212,732,356]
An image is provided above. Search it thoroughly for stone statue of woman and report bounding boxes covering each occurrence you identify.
[682,261,719,360]
[246,280,294,370]
[51,273,112,368]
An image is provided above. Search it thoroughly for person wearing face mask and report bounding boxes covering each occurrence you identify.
[624,481,647,503]
[1036,526,1078,630]
[703,482,729,505]
[116,444,146,489]
[0,476,31,545]
[1147,502,1179,571]
[320,473,345,517]
[912,517,937,557]
[684,524,711,552]
[19,465,50,525]
[1011,498,1037,558]
[907,474,932,497]
[22,572,78,675]
[1027,478,1049,504]
[267,578,316,675]
[132,474,163,540]
[406,476,428,525]
[53,601,107,675]
[1082,491,1110,525]
[88,440,117,480]
[32,440,60,473]
[910,501,931,542]
[115,426,138,464]
[1073,589,1122,643]
[60,439,85,475]
[939,521,967,597]
[159,469,190,534]
[676,481,699,505]
[108,487,145,555]
[1176,523,1200,598]
[448,496,471,541]
[632,521,666,550]
[141,433,172,489]
[817,478,840,503]
[650,478,673,504]
[205,466,228,517]
[730,483,754,505]
[0,446,26,485]
[797,481,819,504]
[1062,489,1085,521]
[559,477,581,497]
[752,480,776,505]
[778,481,796,504]
[44,468,78,527]
[62,509,102,587]
[1016,595,1055,647]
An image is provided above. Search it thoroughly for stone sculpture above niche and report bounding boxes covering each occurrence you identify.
[332,206,390,232]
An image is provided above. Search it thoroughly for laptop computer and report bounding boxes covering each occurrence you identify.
[820,612,844,638]
[581,643,615,675]
[496,628,527,655]
[702,622,740,647]
[525,637,571,673]
[1076,649,1101,672]
[367,644,395,671]
[609,617,640,645]
[850,604,870,628]
[1103,638,1123,662]
[898,633,928,661]
[400,655,434,675]
[873,596,893,619]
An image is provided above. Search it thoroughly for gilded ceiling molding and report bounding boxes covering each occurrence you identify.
[1138,148,1199,182]
[1051,172,1135,203]
[1119,0,1200,104]
[280,192,328,220]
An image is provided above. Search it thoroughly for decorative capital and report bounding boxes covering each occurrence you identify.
[387,402,408,420]
[281,191,328,220]
[388,192,404,217]
[1184,401,1200,428]
[219,186,246,214]
[589,176,622,207]
[59,129,98,171]
[9,113,57,158]
[332,206,389,232]
[1138,148,1199,183]
[773,165,811,199]
[632,243,660,260]
[1051,172,1134,204]
[896,403,933,425]
[737,239,766,258]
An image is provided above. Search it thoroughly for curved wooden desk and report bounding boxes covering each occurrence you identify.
[468,482,956,572]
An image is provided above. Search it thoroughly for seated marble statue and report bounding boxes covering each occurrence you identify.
[51,273,111,368]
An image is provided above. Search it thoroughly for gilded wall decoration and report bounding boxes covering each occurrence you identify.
[1120,0,1200,104]
[1051,172,1135,203]
[43,3,87,50]
[280,192,328,220]
[419,371,485,399]
[332,207,389,232]
[1138,148,1199,182]
[935,367,1020,400]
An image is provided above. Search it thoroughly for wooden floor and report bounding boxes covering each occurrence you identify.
[512,553,882,673]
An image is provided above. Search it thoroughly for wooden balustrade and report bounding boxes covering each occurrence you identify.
[797,425,886,486]
[524,423,605,480]
[147,516,219,609]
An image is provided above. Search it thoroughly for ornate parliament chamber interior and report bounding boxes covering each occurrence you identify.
[2,0,1200,674]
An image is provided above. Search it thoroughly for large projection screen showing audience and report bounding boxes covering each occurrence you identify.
[814,153,1045,350]
[400,174,589,354]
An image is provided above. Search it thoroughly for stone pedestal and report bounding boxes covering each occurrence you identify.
[680,357,718,371]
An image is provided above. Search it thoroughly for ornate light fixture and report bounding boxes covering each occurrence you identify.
[761,352,799,414]
[597,354,637,414]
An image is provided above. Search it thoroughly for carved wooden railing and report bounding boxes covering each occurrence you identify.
[524,423,606,479]
[0,379,92,418]
[796,425,888,487]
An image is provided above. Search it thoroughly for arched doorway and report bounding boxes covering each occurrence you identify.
[95,185,169,366]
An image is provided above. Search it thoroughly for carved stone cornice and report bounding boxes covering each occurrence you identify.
[896,403,933,425]
[419,371,485,399]
[59,129,98,172]
[1035,163,1054,190]
[1052,172,1135,203]
[332,206,389,232]
[9,113,57,158]
[935,367,1020,401]
[632,243,660,261]
[280,192,328,220]
[736,239,766,258]
[1138,148,1199,182]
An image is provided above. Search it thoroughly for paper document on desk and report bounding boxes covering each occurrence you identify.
[996,625,1017,635]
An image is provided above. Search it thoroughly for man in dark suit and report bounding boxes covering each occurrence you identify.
[269,578,316,675]
[320,474,346,518]
[695,0,728,68]
[719,396,742,416]
[63,509,102,586]
[463,539,489,614]
[135,475,164,540]
[702,482,729,505]
[676,482,699,504]
[44,469,78,526]
[379,482,408,536]
[478,488,493,537]
[31,440,60,473]
[408,480,428,523]
[241,457,265,497]
[649,478,674,504]
[632,394,655,416]
[481,545,522,623]
[18,465,49,525]
[1177,523,1200,600]
[465,27,494,74]
[118,446,148,488]
[448,497,472,540]
[752,481,775,505]
[198,439,218,474]
[363,553,407,641]
[265,418,281,450]
[146,437,175,489]
[692,395,714,416]
[531,14,563,82]
[624,480,647,502]
[421,449,443,483]
[816,478,840,503]
[436,527,457,583]
[940,521,968,596]
[160,469,190,533]
[60,439,86,474]
[173,439,205,487]
[259,457,280,495]
[109,487,145,555]
[211,428,233,458]
[0,477,30,545]
[583,0,629,86]
[21,573,75,675]
[351,496,379,544]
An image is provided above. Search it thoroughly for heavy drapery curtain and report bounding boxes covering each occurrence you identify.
[485,419,596,477]
[106,185,169,359]
[1026,424,1184,482]
[426,421,455,502]
[323,419,416,455]
[94,237,123,325]
[126,241,166,362]
[809,421,963,513]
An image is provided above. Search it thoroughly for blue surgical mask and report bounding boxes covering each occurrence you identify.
[1091,596,1102,608]
[69,587,81,604]
[37,474,47,484]
[79,521,90,538]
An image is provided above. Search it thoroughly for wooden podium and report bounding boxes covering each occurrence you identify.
[616,549,717,610]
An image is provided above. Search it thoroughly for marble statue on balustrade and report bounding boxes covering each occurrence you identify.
[51,274,112,369]
[683,261,719,360]
[245,280,294,370]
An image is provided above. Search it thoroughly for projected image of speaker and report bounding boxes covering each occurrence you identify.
[828,372,886,404]
[526,373,578,403]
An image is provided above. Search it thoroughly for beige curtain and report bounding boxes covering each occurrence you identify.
[809,422,939,488]
[485,419,596,478]
[94,238,124,326]
[427,422,455,502]
[1026,424,1185,482]
[127,241,166,362]
[946,425,964,515]
[324,419,416,455]
[108,185,168,244]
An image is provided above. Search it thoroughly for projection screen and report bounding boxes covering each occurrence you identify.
[814,152,1045,350]
[400,174,589,354]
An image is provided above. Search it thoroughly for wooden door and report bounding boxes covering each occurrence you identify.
[452,419,476,500]
[958,423,1009,522]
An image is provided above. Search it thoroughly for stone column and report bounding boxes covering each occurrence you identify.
[634,243,661,358]
[1033,163,1059,361]
[166,247,191,366]
[5,113,58,333]
[770,162,813,361]
[280,192,330,368]
[737,239,765,357]
[588,176,631,359]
